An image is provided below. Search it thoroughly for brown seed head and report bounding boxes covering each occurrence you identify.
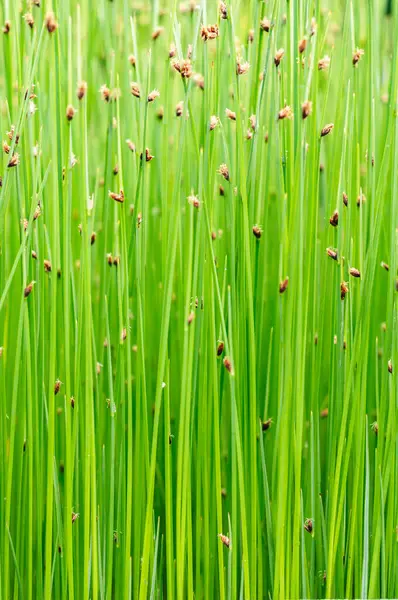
[43,259,52,273]
[274,48,285,67]
[201,24,219,41]
[152,26,164,40]
[278,106,293,120]
[130,82,140,98]
[66,104,76,121]
[218,163,230,181]
[262,418,273,431]
[343,191,348,206]
[223,356,234,375]
[157,106,164,120]
[318,55,330,70]
[340,281,349,300]
[249,114,257,131]
[76,80,87,100]
[176,101,184,117]
[145,148,154,162]
[349,267,361,278]
[128,54,136,66]
[91,232,96,245]
[168,44,176,59]
[7,153,20,168]
[352,48,364,66]
[100,85,111,102]
[260,17,272,32]
[218,533,231,548]
[126,139,136,152]
[32,250,37,260]
[236,60,250,75]
[24,13,35,28]
[210,115,219,131]
[147,89,160,103]
[329,209,339,227]
[217,340,224,356]
[225,108,236,121]
[172,58,192,78]
[279,277,289,294]
[248,29,255,43]
[54,379,62,395]
[219,1,228,19]
[109,189,125,203]
[187,193,200,208]
[113,164,119,176]
[24,281,36,298]
[219,185,225,196]
[2,21,11,34]
[326,247,338,261]
[302,100,312,120]
[310,17,317,36]
[193,73,205,89]
[356,194,366,207]
[371,421,379,435]
[3,141,10,154]
[304,518,313,534]
[252,225,262,239]
[388,359,393,374]
[320,408,329,418]
[72,512,79,524]
[187,311,195,325]
[121,328,127,342]
[298,38,307,53]
[321,123,334,137]
[381,261,390,271]
[45,12,58,34]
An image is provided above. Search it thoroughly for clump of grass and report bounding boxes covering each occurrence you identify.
[0,1,397,599]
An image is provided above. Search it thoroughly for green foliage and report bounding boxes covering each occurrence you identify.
[0,0,397,598]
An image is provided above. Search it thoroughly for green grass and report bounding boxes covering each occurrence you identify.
[0,0,397,598]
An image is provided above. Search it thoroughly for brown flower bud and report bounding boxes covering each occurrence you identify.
[321,123,334,137]
[66,104,76,121]
[340,281,349,300]
[109,189,125,203]
[76,81,87,100]
[302,100,312,119]
[218,533,231,548]
[260,17,271,32]
[24,281,36,298]
[274,48,285,67]
[278,106,293,120]
[216,340,224,356]
[326,247,338,261]
[329,210,339,227]
[298,38,307,53]
[349,267,361,278]
[252,225,262,239]
[218,163,230,181]
[223,356,234,375]
[45,12,58,34]
[219,1,228,19]
[54,379,62,395]
[279,277,289,294]
[352,48,364,66]
[262,418,273,431]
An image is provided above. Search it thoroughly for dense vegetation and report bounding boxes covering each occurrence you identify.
[0,0,397,598]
